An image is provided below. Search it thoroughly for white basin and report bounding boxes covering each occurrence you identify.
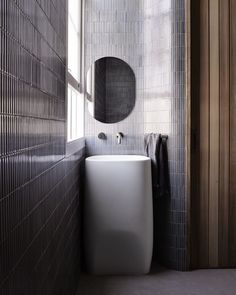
[84,155,153,275]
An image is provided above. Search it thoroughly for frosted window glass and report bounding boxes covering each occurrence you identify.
[67,85,84,142]
[68,0,81,81]
[67,1,84,142]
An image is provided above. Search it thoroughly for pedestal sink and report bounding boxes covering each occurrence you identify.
[84,155,153,275]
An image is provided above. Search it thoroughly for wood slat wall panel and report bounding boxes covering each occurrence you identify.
[219,0,230,268]
[209,0,220,268]
[191,0,236,268]
[198,0,210,268]
[229,0,236,267]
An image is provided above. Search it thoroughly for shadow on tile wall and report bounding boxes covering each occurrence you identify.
[84,0,187,270]
[0,1,84,294]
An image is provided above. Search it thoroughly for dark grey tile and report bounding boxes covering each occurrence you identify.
[0,1,84,294]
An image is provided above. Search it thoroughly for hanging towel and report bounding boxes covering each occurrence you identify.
[144,133,170,261]
[144,133,170,199]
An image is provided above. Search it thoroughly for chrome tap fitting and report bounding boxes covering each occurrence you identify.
[116,132,124,144]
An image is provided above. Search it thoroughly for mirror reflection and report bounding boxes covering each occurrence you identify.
[86,57,135,123]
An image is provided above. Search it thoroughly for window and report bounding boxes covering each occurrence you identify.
[67,0,84,142]
[68,0,81,82]
[67,85,84,142]
[86,64,95,117]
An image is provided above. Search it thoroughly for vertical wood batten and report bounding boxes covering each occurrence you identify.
[199,0,210,268]
[229,0,236,266]
[219,0,230,267]
[193,0,236,268]
[209,0,220,268]
[186,0,191,268]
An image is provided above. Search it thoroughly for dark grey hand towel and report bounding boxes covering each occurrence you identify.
[145,133,170,261]
[144,133,170,199]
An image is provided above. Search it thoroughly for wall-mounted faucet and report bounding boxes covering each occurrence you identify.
[116,132,124,144]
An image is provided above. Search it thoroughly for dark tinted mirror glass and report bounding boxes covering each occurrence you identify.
[86,57,135,123]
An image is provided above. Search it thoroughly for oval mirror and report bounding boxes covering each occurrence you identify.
[86,57,135,123]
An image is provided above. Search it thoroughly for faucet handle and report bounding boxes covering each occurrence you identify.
[116,132,124,144]
[116,132,124,137]
[98,132,107,140]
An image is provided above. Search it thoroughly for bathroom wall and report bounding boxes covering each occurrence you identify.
[84,0,187,270]
[0,1,84,294]
[85,0,145,155]
[144,0,187,271]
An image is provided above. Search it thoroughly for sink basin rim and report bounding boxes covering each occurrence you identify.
[86,155,150,162]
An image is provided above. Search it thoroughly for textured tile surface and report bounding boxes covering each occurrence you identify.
[84,0,187,270]
[0,1,84,294]
[84,0,145,156]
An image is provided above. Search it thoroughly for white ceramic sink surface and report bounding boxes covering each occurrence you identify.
[84,155,153,275]
[86,155,150,161]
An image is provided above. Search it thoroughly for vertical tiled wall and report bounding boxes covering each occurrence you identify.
[144,0,187,270]
[0,1,84,294]
[84,0,187,270]
[85,0,145,155]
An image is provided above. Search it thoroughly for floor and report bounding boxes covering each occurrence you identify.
[77,266,236,295]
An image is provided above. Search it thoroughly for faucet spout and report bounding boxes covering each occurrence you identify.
[116,132,124,144]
